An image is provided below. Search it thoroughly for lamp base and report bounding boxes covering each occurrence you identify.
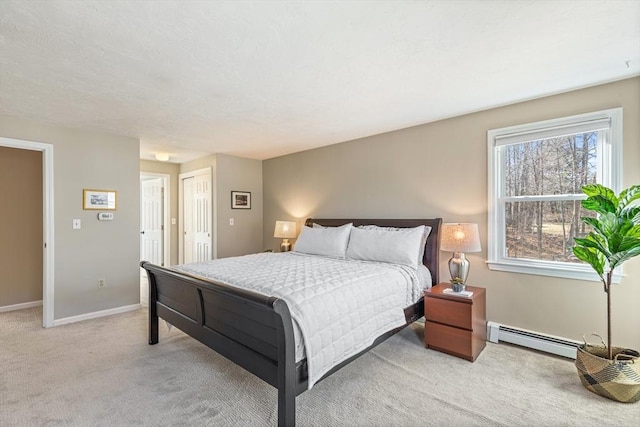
[448,252,470,284]
[280,239,292,252]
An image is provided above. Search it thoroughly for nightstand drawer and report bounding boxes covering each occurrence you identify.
[425,296,472,330]
[425,321,472,359]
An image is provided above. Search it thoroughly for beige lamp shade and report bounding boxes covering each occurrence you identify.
[274,221,297,239]
[440,223,481,253]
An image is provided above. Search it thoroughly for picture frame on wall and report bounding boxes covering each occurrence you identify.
[83,189,117,210]
[231,191,251,209]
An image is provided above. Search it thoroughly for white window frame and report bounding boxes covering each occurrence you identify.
[487,108,623,282]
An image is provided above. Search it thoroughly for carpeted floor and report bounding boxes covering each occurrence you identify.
[1,307,638,426]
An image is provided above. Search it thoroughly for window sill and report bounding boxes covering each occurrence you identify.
[486,260,622,284]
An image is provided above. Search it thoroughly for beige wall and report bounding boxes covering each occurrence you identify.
[263,77,640,349]
[0,116,140,320]
[139,160,180,266]
[215,154,263,257]
[180,154,217,176]
[0,147,43,306]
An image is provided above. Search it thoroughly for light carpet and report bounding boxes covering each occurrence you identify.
[1,307,638,426]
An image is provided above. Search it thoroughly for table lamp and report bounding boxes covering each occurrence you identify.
[440,223,481,288]
[274,220,297,252]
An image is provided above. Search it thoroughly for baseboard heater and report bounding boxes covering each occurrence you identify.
[487,321,581,359]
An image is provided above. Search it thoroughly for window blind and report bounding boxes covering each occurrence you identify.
[494,118,610,147]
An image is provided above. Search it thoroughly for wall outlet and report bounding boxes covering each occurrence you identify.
[97,279,106,288]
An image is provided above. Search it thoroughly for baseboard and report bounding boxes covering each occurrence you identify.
[487,321,581,359]
[0,300,43,313]
[53,303,141,326]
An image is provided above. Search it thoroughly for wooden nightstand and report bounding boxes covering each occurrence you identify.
[424,283,487,361]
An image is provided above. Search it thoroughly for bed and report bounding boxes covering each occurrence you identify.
[140,218,441,426]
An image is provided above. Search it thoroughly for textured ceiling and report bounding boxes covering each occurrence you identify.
[1,1,639,163]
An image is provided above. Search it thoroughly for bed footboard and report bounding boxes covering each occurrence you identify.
[140,261,296,427]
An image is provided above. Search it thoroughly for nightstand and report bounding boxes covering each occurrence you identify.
[424,283,487,361]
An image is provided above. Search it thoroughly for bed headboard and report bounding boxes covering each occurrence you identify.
[304,218,442,286]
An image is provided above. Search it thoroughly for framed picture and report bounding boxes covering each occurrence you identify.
[83,189,117,210]
[231,191,251,209]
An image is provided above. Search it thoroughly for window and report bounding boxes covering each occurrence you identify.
[487,108,622,282]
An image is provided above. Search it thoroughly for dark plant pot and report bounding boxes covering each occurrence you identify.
[451,282,465,293]
[575,344,640,403]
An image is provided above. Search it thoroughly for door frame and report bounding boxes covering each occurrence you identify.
[139,172,171,268]
[0,137,55,328]
[178,167,214,264]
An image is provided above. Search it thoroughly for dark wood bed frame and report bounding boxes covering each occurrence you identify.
[140,218,441,426]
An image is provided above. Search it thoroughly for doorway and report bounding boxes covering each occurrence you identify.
[179,167,213,264]
[139,172,170,305]
[140,174,170,267]
[0,137,54,328]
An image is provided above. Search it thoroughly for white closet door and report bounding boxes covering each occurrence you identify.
[182,170,212,264]
[193,173,211,262]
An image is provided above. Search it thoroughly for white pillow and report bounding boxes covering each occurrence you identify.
[347,225,426,269]
[358,224,432,265]
[293,223,353,258]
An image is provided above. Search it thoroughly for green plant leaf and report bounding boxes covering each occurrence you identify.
[574,234,609,257]
[608,232,623,254]
[609,246,640,269]
[581,216,606,237]
[618,236,640,253]
[582,184,616,200]
[581,184,618,214]
[620,206,640,225]
[617,185,640,212]
[582,197,616,214]
[623,224,640,239]
[573,246,605,277]
[617,218,634,236]
[599,212,619,236]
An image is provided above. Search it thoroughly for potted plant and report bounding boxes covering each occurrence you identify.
[572,183,640,403]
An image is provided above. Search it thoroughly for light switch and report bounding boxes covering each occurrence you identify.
[229,218,234,226]
[171,218,176,225]
[72,219,81,229]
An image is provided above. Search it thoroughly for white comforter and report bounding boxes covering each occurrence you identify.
[174,252,425,389]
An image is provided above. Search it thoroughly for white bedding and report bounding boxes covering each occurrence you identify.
[173,252,431,389]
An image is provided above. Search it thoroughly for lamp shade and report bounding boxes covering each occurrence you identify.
[441,223,481,253]
[274,221,297,239]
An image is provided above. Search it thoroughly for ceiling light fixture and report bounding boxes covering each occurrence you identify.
[155,153,170,162]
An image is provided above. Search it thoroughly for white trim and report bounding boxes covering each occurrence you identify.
[487,108,623,282]
[486,260,623,283]
[52,303,141,326]
[0,300,43,313]
[0,137,55,328]
[140,172,171,267]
